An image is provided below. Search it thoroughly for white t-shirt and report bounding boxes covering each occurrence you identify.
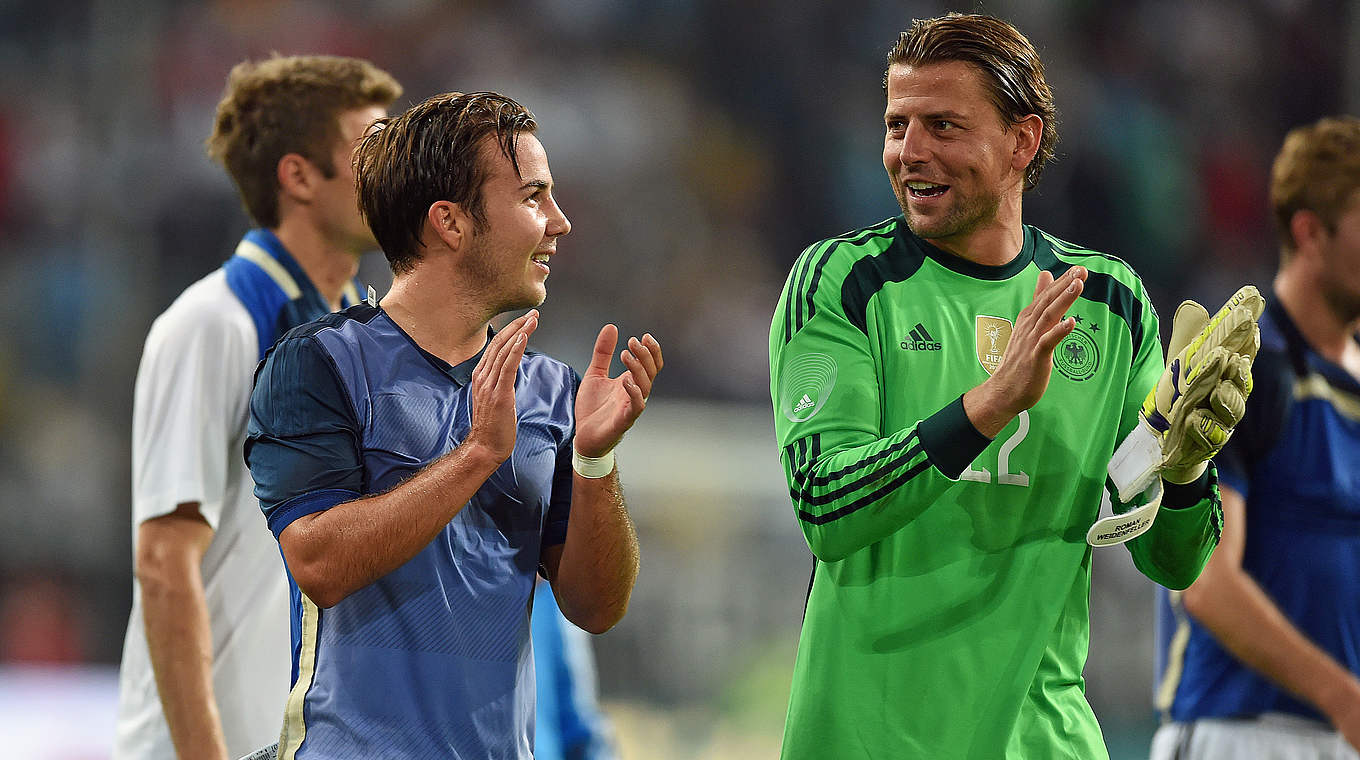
[114,268,291,759]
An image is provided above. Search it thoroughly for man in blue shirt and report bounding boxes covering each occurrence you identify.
[1152,116,1360,758]
[245,91,662,759]
[115,55,400,760]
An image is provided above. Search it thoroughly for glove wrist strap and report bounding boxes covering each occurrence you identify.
[1108,421,1162,502]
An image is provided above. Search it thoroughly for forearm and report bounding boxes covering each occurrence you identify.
[551,469,639,634]
[1184,569,1360,722]
[1127,471,1221,589]
[140,569,228,760]
[788,396,991,561]
[282,441,502,607]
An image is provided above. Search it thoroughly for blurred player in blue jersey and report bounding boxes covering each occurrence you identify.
[1152,116,1360,759]
[533,580,619,760]
[114,56,400,760]
[245,91,662,759]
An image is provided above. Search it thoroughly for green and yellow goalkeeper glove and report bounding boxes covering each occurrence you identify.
[1091,285,1264,546]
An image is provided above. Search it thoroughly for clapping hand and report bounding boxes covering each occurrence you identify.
[574,326,663,458]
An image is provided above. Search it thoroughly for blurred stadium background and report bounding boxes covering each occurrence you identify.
[0,0,1355,757]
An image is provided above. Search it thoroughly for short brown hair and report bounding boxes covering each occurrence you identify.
[205,55,402,228]
[1270,115,1360,261]
[886,13,1058,191]
[353,92,538,274]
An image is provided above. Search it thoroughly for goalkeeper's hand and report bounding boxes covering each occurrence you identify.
[1142,285,1265,484]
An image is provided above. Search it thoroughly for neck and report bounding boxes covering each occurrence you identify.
[271,219,361,310]
[380,268,493,366]
[925,190,1025,267]
[1274,267,1360,365]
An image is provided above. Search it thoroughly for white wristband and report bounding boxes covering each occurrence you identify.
[572,448,615,478]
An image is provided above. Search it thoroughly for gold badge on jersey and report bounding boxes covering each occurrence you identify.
[975,315,1013,375]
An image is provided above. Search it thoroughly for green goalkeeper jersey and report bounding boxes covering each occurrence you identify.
[769,216,1221,760]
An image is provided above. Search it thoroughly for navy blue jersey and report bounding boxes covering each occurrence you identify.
[246,304,578,759]
[1154,299,1360,722]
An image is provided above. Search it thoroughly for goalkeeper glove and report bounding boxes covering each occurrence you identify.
[1091,286,1264,547]
[1146,286,1264,483]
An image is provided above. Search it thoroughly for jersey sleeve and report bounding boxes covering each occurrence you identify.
[245,333,364,539]
[769,243,992,562]
[1120,284,1222,590]
[131,291,256,530]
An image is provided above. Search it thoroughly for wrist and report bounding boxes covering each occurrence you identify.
[962,384,1014,439]
[1161,461,1208,485]
[460,439,508,472]
[572,447,615,478]
[1315,673,1360,724]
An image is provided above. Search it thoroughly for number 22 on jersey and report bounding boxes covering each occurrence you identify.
[961,410,1030,487]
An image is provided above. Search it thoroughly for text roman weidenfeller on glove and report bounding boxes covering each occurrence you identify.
[1089,285,1266,547]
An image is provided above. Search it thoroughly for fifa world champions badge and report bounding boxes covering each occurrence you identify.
[975,315,1013,375]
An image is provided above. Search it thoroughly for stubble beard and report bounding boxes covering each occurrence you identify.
[896,182,1002,245]
[464,238,548,318]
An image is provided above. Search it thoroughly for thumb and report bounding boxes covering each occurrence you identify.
[1167,300,1210,363]
[585,324,618,378]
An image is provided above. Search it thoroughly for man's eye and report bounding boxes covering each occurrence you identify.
[936,120,955,131]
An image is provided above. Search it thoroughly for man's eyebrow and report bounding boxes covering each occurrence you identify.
[520,179,550,191]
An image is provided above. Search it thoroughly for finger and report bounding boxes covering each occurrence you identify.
[1027,266,1086,324]
[485,313,537,391]
[623,375,646,410]
[586,324,619,378]
[1035,275,1084,332]
[627,336,659,379]
[1032,269,1054,300]
[1035,316,1076,356]
[476,310,537,377]
[1208,380,1246,426]
[620,349,653,399]
[642,333,664,372]
[493,330,530,396]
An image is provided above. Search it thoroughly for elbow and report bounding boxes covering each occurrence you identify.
[279,529,349,609]
[800,524,855,563]
[575,607,625,635]
[284,555,349,609]
[1178,572,1219,617]
[558,591,631,634]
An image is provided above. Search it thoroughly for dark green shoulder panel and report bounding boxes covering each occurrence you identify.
[1031,228,1154,352]
[777,217,900,344]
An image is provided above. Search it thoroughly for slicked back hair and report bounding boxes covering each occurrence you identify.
[353,92,538,274]
[1270,115,1360,264]
[205,54,402,228]
[886,13,1058,191]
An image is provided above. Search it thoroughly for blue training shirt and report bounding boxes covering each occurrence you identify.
[245,303,579,760]
[1154,298,1360,723]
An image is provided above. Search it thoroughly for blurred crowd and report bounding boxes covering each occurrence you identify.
[0,0,1353,752]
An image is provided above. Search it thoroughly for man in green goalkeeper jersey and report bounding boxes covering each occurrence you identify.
[769,14,1224,759]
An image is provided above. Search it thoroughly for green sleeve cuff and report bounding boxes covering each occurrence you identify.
[917,395,993,480]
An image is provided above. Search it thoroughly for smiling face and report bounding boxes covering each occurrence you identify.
[883,60,1036,256]
[459,133,571,315]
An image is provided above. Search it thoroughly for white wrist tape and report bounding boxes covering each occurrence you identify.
[572,448,615,478]
[1107,421,1162,503]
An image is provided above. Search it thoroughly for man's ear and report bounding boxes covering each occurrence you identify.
[1288,208,1327,261]
[277,153,318,203]
[1009,114,1043,175]
[427,199,471,252]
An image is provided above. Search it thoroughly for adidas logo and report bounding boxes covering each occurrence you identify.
[900,322,942,351]
[793,394,815,414]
